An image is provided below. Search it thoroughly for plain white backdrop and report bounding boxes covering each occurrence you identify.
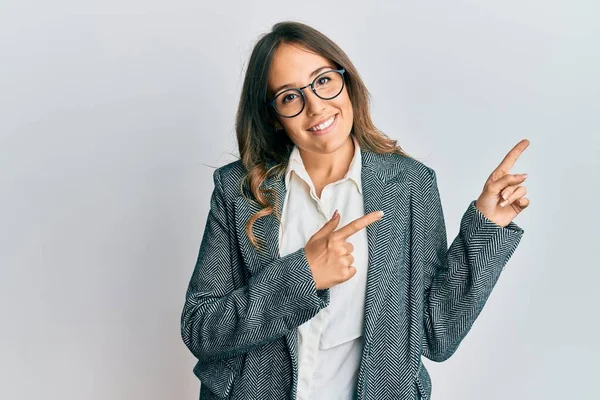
[1,1,598,399]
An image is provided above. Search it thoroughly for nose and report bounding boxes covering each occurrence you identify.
[303,88,326,117]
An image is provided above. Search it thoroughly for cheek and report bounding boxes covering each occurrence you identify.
[340,95,353,121]
[281,119,305,135]
[338,90,353,114]
[345,101,353,118]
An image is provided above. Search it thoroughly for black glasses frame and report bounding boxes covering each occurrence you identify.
[267,68,346,118]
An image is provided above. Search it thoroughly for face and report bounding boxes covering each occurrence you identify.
[267,43,354,155]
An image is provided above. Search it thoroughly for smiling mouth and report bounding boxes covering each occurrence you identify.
[307,114,337,132]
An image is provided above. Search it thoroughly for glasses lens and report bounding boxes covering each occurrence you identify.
[274,89,303,117]
[272,71,344,117]
[314,70,344,100]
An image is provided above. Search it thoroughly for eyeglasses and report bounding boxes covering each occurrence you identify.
[267,68,346,118]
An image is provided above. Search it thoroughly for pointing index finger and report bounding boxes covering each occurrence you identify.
[333,211,384,240]
[495,139,530,174]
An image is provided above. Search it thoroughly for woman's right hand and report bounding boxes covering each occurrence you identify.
[304,209,384,290]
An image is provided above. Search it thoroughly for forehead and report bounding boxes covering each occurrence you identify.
[268,43,333,89]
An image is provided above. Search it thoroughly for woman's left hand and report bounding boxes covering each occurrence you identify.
[474,139,531,228]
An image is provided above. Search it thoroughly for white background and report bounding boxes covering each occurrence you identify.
[1,1,598,399]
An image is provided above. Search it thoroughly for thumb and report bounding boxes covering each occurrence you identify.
[346,266,357,279]
[317,209,341,237]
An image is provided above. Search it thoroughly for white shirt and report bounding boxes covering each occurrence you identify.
[278,135,369,400]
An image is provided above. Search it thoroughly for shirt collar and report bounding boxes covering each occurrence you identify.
[284,135,363,195]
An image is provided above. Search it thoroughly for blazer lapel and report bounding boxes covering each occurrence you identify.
[233,172,285,275]
[358,151,410,366]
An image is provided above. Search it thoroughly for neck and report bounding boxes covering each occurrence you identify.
[299,135,355,185]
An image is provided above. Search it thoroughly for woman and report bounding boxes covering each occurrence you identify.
[181,21,529,400]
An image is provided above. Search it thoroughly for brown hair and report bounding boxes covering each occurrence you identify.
[235,21,413,252]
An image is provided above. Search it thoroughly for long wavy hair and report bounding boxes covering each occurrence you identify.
[235,21,413,252]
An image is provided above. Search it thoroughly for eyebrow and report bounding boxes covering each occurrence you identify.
[272,65,335,96]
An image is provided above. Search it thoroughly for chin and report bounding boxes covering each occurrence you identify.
[320,130,351,153]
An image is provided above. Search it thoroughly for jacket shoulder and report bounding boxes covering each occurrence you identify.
[210,160,247,200]
[373,151,435,184]
[214,159,246,181]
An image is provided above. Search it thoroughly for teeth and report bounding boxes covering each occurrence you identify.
[309,115,335,131]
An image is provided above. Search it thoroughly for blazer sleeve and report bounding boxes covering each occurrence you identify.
[420,168,524,362]
[181,168,330,363]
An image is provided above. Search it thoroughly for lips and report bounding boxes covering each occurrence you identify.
[307,113,337,132]
[307,113,338,136]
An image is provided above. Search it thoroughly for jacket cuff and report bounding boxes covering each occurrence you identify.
[297,247,331,308]
[262,246,330,311]
[461,200,524,247]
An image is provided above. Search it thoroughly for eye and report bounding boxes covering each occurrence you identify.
[282,92,298,103]
[317,77,331,85]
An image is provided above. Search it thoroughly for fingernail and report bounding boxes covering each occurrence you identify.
[500,200,507,207]
[332,209,339,219]
[378,211,384,218]
[520,173,528,178]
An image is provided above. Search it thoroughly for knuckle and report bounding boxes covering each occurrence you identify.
[341,255,353,266]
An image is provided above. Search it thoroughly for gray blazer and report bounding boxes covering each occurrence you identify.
[180,148,524,400]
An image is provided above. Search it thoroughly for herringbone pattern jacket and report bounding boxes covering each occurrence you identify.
[181,148,524,400]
